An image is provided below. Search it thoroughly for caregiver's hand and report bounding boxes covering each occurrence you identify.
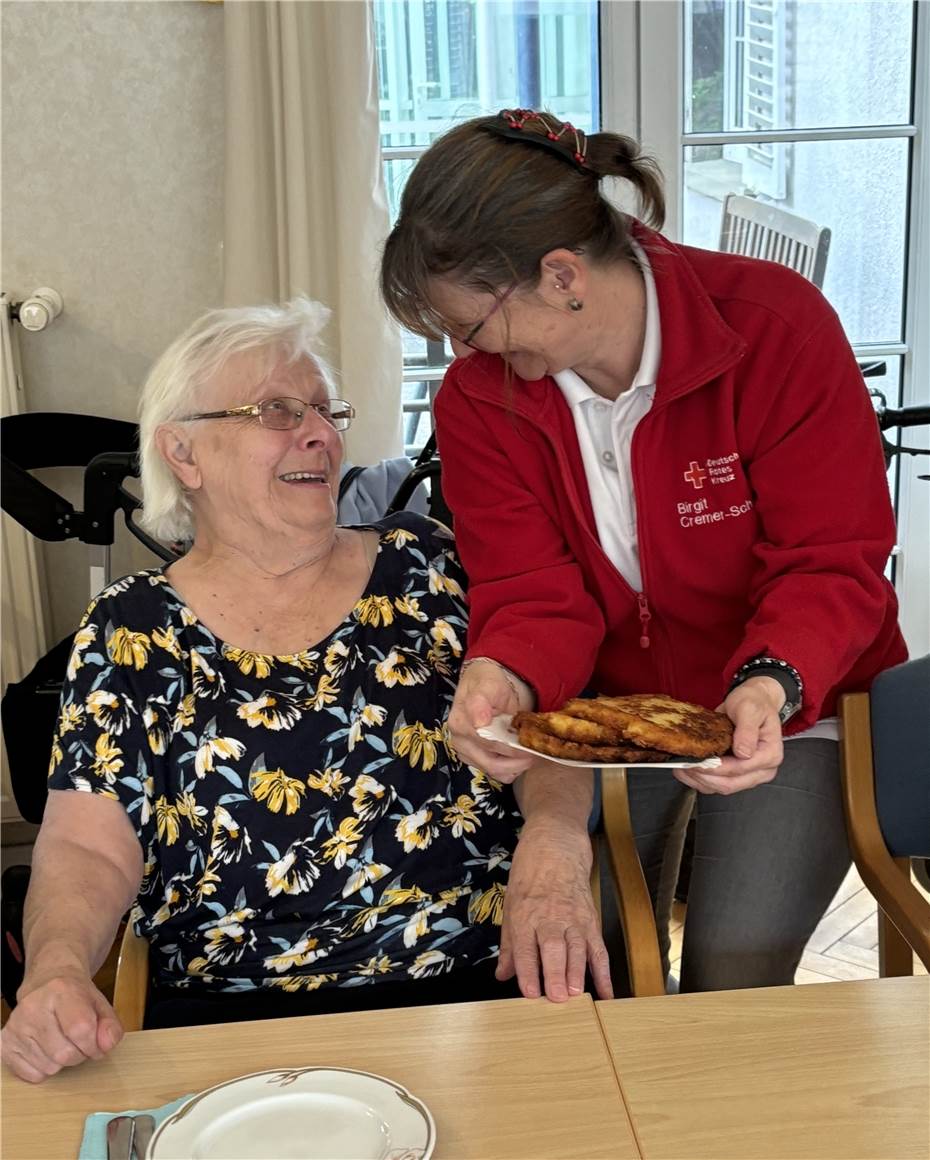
[674,676,785,796]
[497,819,612,1001]
[448,658,536,783]
[1,967,123,1083]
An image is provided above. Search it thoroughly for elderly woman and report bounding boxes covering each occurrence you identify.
[2,299,610,1084]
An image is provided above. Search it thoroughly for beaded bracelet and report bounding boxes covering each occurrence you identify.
[729,656,804,724]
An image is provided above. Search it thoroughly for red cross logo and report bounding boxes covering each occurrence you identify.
[684,461,708,489]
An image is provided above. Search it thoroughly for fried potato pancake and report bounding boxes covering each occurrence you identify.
[512,710,621,745]
[515,721,679,764]
[563,695,732,759]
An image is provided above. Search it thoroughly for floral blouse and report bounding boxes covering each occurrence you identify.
[47,514,520,994]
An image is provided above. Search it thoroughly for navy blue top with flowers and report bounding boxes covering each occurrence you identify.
[47,514,520,994]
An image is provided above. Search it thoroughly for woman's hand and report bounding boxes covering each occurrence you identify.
[1,968,123,1083]
[449,658,536,783]
[674,675,785,795]
[497,821,613,1001]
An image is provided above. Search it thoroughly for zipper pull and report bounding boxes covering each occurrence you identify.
[637,593,652,649]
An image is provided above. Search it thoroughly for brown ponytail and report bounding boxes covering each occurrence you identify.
[380,110,665,341]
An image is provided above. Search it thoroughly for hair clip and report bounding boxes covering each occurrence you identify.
[483,109,590,171]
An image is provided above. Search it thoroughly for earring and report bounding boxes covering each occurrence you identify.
[568,297,584,312]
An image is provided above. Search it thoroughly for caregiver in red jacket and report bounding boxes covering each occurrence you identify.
[380,109,906,994]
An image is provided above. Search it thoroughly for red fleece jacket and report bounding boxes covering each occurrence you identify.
[433,225,906,732]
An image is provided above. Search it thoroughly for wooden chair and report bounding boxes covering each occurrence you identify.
[839,655,930,975]
[595,769,665,997]
[719,193,831,289]
[112,921,149,1031]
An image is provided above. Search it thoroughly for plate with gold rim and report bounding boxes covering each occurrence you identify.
[146,1066,435,1160]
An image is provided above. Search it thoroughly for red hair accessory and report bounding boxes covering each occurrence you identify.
[484,108,590,171]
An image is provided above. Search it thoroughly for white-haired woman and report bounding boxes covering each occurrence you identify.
[2,298,611,1084]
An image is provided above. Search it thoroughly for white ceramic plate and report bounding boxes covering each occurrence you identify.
[146,1067,435,1160]
[477,715,723,769]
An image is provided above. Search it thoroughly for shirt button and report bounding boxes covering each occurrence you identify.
[602,450,615,465]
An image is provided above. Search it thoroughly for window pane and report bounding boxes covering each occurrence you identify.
[685,0,914,134]
[375,0,599,149]
[383,157,416,224]
[683,137,908,344]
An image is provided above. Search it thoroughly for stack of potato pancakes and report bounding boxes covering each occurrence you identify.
[512,695,733,764]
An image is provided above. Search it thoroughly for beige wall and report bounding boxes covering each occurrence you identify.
[2,0,224,643]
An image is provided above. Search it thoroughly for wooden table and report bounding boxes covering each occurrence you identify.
[597,976,929,1160]
[1,994,638,1159]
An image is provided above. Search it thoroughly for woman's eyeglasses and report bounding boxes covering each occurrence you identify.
[181,397,356,432]
[459,283,517,349]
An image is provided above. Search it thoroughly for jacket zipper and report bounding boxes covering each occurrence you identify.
[636,593,652,648]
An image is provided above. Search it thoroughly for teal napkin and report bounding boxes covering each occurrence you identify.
[79,1095,192,1159]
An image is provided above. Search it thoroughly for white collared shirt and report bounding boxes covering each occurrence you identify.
[554,238,659,593]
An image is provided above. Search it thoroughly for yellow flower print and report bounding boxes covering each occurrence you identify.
[249,767,306,815]
[264,934,325,974]
[348,885,429,936]
[470,768,507,817]
[173,693,196,734]
[180,605,197,627]
[323,640,350,679]
[151,625,183,660]
[48,739,63,777]
[108,627,151,670]
[150,874,193,926]
[320,816,365,867]
[468,881,506,925]
[86,689,135,735]
[143,700,169,755]
[347,701,387,750]
[209,805,252,863]
[237,692,302,730]
[384,526,418,548]
[186,956,214,978]
[194,735,246,778]
[203,910,256,965]
[92,732,124,783]
[395,807,438,853]
[355,594,395,626]
[67,625,97,681]
[374,649,430,688]
[58,702,85,736]
[176,789,208,833]
[409,949,453,979]
[191,650,225,699]
[155,795,182,844]
[222,645,273,679]
[281,651,318,674]
[443,794,480,838]
[355,955,397,978]
[430,618,463,655]
[393,721,443,770]
[349,774,390,821]
[265,837,321,897]
[394,594,428,621]
[427,565,465,600]
[268,973,337,992]
[341,861,391,899]
[305,674,340,711]
[196,863,221,902]
[307,767,349,799]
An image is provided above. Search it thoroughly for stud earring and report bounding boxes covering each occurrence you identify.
[568,297,584,312]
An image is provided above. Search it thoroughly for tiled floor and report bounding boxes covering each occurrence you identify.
[669,863,929,983]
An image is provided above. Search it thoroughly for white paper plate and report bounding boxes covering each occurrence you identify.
[146,1067,435,1160]
[477,714,723,770]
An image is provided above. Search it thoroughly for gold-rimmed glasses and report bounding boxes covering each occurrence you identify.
[459,282,518,349]
[181,397,356,432]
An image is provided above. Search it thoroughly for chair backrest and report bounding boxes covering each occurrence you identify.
[719,194,831,288]
[839,655,930,974]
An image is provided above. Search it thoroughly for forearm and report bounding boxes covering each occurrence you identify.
[513,762,594,843]
[22,833,139,990]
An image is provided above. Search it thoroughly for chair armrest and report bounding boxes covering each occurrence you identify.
[600,769,666,996]
[112,921,149,1032]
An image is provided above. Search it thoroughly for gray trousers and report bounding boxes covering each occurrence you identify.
[604,738,851,993]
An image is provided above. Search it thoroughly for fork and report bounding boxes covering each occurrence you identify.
[131,1114,156,1159]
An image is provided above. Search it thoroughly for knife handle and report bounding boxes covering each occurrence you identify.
[132,1113,156,1159]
